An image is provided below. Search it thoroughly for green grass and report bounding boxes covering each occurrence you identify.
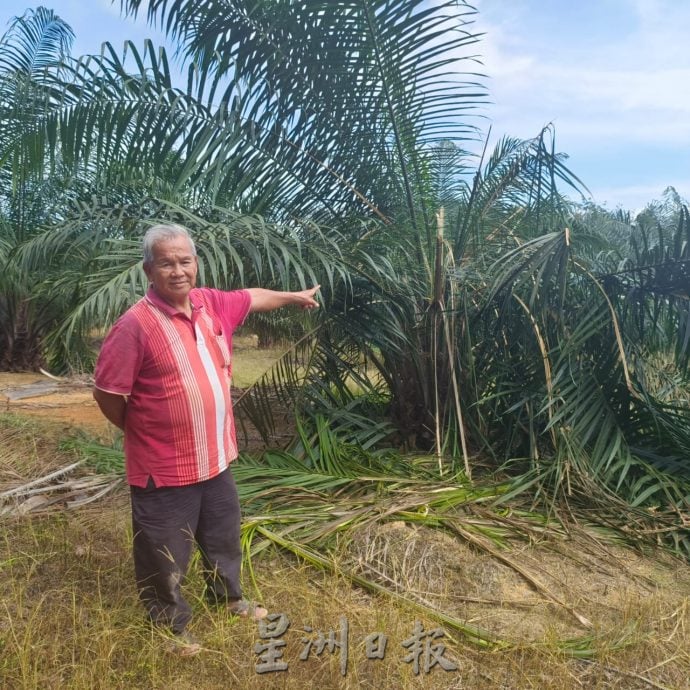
[231,336,287,389]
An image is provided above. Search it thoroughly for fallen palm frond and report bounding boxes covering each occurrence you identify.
[0,419,124,517]
[0,465,122,517]
[4,414,685,659]
[235,455,651,655]
[0,460,84,498]
[228,425,653,652]
[443,519,591,628]
[253,523,499,648]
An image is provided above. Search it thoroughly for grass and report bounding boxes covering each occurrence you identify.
[1,508,689,689]
[1,414,690,688]
[231,334,381,395]
[231,335,289,389]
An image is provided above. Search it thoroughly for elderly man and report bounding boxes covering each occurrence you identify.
[93,223,319,655]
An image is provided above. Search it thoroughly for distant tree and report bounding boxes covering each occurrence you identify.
[0,8,76,369]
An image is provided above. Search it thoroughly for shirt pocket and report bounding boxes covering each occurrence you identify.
[213,328,232,373]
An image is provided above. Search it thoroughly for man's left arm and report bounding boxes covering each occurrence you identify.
[247,285,320,313]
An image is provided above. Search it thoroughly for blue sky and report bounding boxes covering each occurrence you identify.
[472,0,690,211]
[2,0,688,212]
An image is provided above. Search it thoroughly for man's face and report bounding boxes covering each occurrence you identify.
[144,236,198,307]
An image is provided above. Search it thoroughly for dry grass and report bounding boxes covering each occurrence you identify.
[1,405,690,688]
[2,498,689,690]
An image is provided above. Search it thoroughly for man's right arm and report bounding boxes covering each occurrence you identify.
[93,388,127,430]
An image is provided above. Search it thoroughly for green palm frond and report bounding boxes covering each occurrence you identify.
[596,203,690,368]
[0,7,74,76]
[118,0,487,228]
[463,207,690,549]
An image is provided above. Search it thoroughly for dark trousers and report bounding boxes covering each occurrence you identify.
[130,468,243,634]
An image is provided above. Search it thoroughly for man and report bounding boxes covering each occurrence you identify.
[93,223,319,655]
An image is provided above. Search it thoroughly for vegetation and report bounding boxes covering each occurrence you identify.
[0,1,689,680]
[99,0,690,558]
[2,412,689,688]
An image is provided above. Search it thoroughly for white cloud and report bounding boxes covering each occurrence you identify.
[587,180,690,212]
[461,0,690,208]
[489,64,690,146]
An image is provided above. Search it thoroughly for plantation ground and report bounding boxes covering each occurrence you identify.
[1,365,690,689]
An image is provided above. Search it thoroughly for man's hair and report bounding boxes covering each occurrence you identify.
[142,224,197,264]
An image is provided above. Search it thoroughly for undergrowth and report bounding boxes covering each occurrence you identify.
[1,413,689,688]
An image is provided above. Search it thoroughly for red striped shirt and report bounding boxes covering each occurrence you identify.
[94,287,251,487]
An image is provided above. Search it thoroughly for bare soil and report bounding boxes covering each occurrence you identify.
[0,335,277,437]
[1,372,111,437]
[0,365,280,450]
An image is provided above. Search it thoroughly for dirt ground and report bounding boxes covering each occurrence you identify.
[0,335,253,430]
[0,372,111,437]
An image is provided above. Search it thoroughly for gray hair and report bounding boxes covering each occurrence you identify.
[142,224,197,264]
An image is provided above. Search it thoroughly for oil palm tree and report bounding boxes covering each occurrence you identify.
[3,3,688,556]
[5,0,491,374]
[0,7,76,369]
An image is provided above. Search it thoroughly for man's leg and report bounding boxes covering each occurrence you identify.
[195,468,243,603]
[130,480,201,633]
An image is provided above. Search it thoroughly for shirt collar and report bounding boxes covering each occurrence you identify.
[145,286,203,316]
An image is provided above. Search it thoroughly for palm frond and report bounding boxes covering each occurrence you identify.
[0,7,74,76]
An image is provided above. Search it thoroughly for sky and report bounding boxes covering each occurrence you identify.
[1,0,688,212]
